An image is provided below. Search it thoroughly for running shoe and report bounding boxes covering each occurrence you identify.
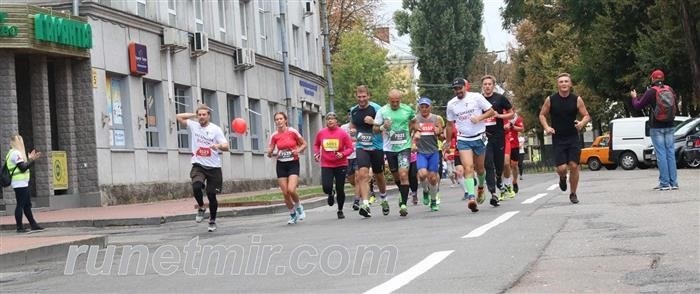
[569,193,579,204]
[422,190,430,205]
[467,196,479,212]
[208,221,217,232]
[490,194,500,207]
[411,191,418,205]
[671,185,679,190]
[296,205,306,221]
[513,183,519,194]
[399,204,408,217]
[476,187,485,204]
[337,211,345,219]
[369,193,376,205]
[327,190,335,206]
[287,212,298,224]
[430,199,439,212]
[381,200,390,216]
[506,185,516,199]
[435,193,441,205]
[352,199,360,211]
[559,176,567,191]
[195,208,206,223]
[499,186,509,201]
[359,204,372,218]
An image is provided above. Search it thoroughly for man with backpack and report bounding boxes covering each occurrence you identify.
[631,68,679,191]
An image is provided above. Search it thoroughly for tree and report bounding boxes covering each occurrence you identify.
[327,0,381,54]
[330,27,390,120]
[394,0,484,106]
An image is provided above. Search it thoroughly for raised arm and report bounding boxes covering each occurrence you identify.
[176,112,195,126]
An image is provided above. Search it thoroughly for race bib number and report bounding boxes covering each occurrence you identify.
[322,139,339,151]
[419,122,435,136]
[278,150,294,162]
[390,131,408,145]
[196,147,212,157]
[358,133,373,147]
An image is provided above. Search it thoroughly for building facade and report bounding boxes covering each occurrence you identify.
[0,0,326,210]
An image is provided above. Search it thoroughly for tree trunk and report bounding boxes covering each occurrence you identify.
[679,0,700,107]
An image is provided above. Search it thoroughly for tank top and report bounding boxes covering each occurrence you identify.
[550,92,578,138]
[416,114,439,153]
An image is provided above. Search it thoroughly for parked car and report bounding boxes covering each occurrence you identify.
[682,132,700,168]
[642,117,700,168]
[609,116,690,170]
[580,135,616,171]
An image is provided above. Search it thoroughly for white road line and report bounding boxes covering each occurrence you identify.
[522,193,548,204]
[461,211,520,238]
[363,250,454,294]
[546,184,559,191]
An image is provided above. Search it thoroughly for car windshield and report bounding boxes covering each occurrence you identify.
[675,118,700,136]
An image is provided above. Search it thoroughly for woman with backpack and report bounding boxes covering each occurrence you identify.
[631,68,679,190]
[5,133,44,233]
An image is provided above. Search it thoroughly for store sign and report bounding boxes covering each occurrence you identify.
[299,80,318,97]
[0,11,19,37]
[34,13,92,49]
[52,151,68,190]
[128,42,148,75]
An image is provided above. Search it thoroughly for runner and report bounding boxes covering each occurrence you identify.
[266,112,308,224]
[348,85,387,217]
[375,89,416,217]
[313,112,355,219]
[409,151,419,205]
[340,111,360,211]
[412,97,444,211]
[505,111,525,194]
[176,105,229,232]
[446,78,496,213]
[481,75,514,206]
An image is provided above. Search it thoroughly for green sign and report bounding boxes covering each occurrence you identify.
[34,13,91,49]
[0,11,19,37]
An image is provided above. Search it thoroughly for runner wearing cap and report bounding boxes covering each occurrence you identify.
[445,78,496,213]
[412,97,444,211]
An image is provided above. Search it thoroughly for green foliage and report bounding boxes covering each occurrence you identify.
[330,27,390,121]
[394,0,484,106]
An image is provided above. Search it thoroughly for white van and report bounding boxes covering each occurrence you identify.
[609,116,690,170]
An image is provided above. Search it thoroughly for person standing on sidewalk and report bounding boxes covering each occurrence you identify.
[5,134,44,233]
[446,78,496,213]
[481,75,514,206]
[267,112,308,224]
[539,73,591,204]
[375,89,417,217]
[631,69,679,190]
[177,105,229,232]
[412,97,444,211]
[313,112,355,219]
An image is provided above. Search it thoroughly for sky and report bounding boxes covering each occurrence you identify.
[377,0,516,61]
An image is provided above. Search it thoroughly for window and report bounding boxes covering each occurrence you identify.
[268,102,277,134]
[106,74,130,148]
[143,80,163,148]
[168,0,177,26]
[175,86,191,150]
[136,0,146,17]
[202,90,219,125]
[292,25,300,66]
[194,0,204,32]
[306,32,312,70]
[240,1,249,47]
[258,0,272,55]
[218,0,227,41]
[227,95,243,151]
[248,98,262,151]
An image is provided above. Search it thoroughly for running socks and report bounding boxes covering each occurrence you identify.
[477,173,486,189]
[466,174,476,196]
[398,185,409,205]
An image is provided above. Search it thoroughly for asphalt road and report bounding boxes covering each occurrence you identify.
[1,169,698,293]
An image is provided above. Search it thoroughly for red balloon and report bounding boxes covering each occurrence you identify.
[231,118,247,134]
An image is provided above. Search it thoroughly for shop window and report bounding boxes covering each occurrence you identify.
[143,80,163,148]
[248,98,262,151]
[227,95,243,151]
[175,85,191,150]
[106,74,131,148]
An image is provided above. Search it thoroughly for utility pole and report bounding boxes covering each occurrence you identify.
[319,0,335,113]
[279,0,293,122]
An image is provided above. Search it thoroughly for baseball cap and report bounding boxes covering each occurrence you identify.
[650,69,665,81]
[451,78,466,89]
[417,97,432,106]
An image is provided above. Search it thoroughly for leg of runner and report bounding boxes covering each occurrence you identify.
[192,181,206,223]
[288,173,305,221]
[417,152,431,206]
[459,149,479,213]
[279,177,297,224]
[396,150,411,217]
[510,149,520,193]
[474,147,489,208]
[409,160,419,205]
[356,149,373,217]
[335,167,347,219]
[322,167,335,206]
[427,151,441,211]
[568,160,580,203]
[502,152,514,200]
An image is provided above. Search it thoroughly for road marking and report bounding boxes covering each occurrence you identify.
[522,193,548,204]
[363,250,454,294]
[546,184,559,191]
[461,211,520,238]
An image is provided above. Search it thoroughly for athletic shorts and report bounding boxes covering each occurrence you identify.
[417,151,441,173]
[356,149,384,173]
[276,160,300,178]
[552,135,581,166]
[510,149,521,162]
[346,158,357,176]
[190,164,223,194]
[457,139,487,156]
[386,149,411,172]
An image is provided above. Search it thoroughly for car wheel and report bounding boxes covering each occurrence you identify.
[619,152,638,170]
[587,157,602,171]
[604,164,618,170]
[684,154,700,168]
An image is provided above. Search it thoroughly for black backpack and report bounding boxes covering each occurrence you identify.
[1,157,18,188]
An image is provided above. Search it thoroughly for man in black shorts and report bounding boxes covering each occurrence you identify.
[539,73,590,204]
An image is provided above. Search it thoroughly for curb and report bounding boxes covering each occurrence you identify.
[0,235,107,268]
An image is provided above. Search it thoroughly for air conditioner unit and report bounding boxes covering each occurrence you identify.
[234,48,256,70]
[304,1,313,15]
[191,32,209,56]
[162,27,189,49]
